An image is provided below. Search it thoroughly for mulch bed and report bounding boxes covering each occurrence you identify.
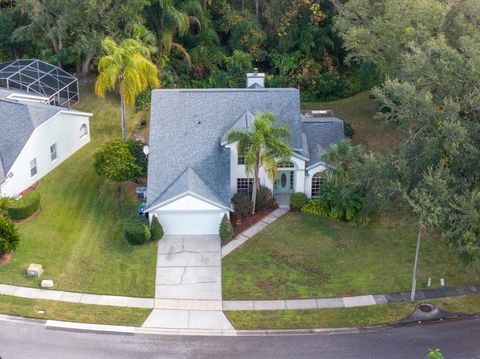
[0,252,13,265]
[222,205,278,247]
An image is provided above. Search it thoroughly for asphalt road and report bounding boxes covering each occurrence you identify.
[1,318,479,359]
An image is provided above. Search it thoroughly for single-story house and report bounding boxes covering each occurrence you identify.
[0,88,92,197]
[146,71,344,235]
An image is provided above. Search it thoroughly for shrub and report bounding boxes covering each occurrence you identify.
[219,214,234,241]
[290,192,307,211]
[94,139,140,182]
[150,216,164,241]
[123,216,151,245]
[344,121,356,138]
[126,139,148,178]
[255,185,273,211]
[232,193,252,218]
[0,214,20,253]
[302,200,330,217]
[7,192,41,220]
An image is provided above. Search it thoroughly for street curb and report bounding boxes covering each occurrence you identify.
[1,310,479,337]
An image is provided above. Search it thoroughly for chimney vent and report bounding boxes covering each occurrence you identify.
[246,68,265,88]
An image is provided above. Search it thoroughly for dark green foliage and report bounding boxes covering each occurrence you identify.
[255,185,274,212]
[7,192,41,220]
[290,192,307,211]
[0,214,20,253]
[126,139,148,178]
[219,214,234,241]
[134,88,151,113]
[232,193,252,218]
[123,216,151,245]
[150,216,164,241]
[94,139,142,182]
[343,121,355,138]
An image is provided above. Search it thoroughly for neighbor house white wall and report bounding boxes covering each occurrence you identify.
[0,111,91,197]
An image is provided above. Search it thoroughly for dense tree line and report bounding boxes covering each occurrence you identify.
[0,0,365,101]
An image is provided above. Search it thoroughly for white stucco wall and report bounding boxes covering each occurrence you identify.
[0,111,91,197]
[227,142,307,195]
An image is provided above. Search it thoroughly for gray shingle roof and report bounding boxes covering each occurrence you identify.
[0,98,62,183]
[302,117,345,167]
[146,88,303,210]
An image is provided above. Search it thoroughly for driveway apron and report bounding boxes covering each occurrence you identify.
[142,235,233,331]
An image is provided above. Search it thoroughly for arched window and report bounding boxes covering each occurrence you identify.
[277,161,294,168]
[311,172,324,198]
[80,124,88,139]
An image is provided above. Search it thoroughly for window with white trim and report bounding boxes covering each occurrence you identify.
[30,158,37,177]
[50,143,57,162]
[80,123,88,139]
[237,178,254,194]
[311,172,324,198]
[238,154,245,165]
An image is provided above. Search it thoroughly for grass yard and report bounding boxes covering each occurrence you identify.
[226,294,480,330]
[302,91,402,154]
[0,85,157,297]
[0,294,151,326]
[222,213,480,300]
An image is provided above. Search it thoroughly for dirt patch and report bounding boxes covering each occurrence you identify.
[0,252,13,265]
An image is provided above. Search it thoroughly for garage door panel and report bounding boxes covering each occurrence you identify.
[155,211,225,235]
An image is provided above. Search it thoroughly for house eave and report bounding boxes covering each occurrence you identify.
[145,191,233,212]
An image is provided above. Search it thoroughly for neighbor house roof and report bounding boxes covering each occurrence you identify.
[146,88,303,210]
[302,117,345,168]
[0,98,63,184]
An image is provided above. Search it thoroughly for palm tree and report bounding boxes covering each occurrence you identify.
[147,0,209,65]
[321,140,365,186]
[227,112,292,214]
[95,35,160,139]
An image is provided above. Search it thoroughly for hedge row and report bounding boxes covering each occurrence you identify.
[123,215,164,245]
[7,192,41,220]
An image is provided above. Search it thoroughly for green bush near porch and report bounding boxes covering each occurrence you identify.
[7,192,41,220]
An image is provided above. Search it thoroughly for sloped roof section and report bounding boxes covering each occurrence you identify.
[148,167,229,210]
[302,117,345,167]
[147,88,303,209]
[220,110,255,145]
[0,99,62,182]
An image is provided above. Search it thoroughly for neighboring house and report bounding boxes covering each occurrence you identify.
[146,71,344,235]
[0,86,92,197]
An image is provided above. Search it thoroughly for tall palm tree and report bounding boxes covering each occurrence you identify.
[227,112,292,214]
[95,35,160,139]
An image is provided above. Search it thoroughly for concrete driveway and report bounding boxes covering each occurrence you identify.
[143,235,233,331]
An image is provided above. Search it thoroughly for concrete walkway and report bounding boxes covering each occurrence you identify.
[222,208,288,258]
[223,285,480,311]
[142,235,233,331]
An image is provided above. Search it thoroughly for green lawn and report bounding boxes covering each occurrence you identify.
[226,294,480,330]
[0,85,157,297]
[0,294,151,326]
[222,213,480,300]
[302,91,402,154]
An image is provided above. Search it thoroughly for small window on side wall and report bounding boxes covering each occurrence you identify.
[311,172,324,198]
[237,178,254,194]
[50,143,57,162]
[30,158,37,177]
[80,123,88,139]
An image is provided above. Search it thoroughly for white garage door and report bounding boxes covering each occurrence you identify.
[156,211,225,235]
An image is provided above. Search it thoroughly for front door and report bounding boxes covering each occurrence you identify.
[274,170,294,193]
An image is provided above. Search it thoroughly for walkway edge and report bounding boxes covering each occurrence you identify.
[222,208,288,258]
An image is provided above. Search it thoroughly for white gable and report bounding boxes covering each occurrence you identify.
[156,194,225,212]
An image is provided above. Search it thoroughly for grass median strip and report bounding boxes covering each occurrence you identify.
[0,294,151,327]
[225,295,480,330]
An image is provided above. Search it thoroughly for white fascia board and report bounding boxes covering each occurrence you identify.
[146,191,232,212]
[306,161,331,172]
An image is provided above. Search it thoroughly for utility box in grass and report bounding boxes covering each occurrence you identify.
[27,263,44,278]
